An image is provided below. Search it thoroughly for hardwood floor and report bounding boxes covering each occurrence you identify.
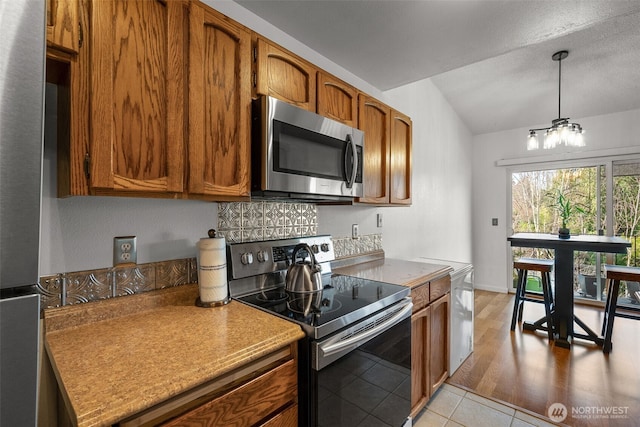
[447,290,640,427]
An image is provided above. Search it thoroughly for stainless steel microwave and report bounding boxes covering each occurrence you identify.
[251,96,364,201]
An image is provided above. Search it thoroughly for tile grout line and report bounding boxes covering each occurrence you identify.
[422,385,533,427]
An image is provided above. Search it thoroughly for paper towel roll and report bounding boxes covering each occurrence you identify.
[197,236,227,303]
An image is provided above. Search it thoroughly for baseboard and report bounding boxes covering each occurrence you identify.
[474,283,509,293]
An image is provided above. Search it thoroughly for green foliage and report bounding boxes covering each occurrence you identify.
[553,190,585,229]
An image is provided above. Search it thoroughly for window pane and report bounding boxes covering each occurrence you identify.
[511,167,601,300]
[612,161,640,308]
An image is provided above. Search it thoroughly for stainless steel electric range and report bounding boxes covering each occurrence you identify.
[227,235,413,427]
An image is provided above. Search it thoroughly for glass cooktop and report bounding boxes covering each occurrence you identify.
[235,274,410,339]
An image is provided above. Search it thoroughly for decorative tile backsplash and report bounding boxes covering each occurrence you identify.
[38,258,197,310]
[332,234,383,258]
[217,201,382,258]
[217,201,317,243]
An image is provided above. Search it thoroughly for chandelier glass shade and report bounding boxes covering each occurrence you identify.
[527,50,584,150]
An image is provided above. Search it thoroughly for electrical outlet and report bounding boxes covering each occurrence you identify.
[352,224,359,239]
[114,236,137,266]
[377,213,383,228]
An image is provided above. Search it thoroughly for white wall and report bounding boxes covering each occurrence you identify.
[319,79,473,262]
[40,2,474,276]
[41,86,218,275]
[472,108,640,293]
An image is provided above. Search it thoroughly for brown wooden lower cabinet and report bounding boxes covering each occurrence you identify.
[260,403,297,427]
[411,304,430,415]
[119,344,298,427]
[410,276,451,418]
[162,360,297,427]
[429,293,450,397]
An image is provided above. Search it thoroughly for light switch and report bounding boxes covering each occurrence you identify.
[492,218,498,226]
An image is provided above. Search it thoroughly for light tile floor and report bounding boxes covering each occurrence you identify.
[413,383,559,427]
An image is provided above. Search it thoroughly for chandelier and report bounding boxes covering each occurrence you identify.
[527,50,585,150]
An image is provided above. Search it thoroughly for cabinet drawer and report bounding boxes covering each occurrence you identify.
[164,359,297,426]
[429,276,451,301]
[261,403,297,427]
[411,282,430,312]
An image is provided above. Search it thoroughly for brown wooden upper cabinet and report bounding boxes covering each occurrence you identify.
[357,95,412,205]
[316,71,357,127]
[47,0,79,54]
[254,37,317,112]
[187,2,251,199]
[390,111,412,205]
[51,0,410,203]
[89,0,186,195]
[357,95,390,204]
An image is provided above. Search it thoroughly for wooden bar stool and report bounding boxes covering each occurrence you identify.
[602,265,640,353]
[511,258,555,340]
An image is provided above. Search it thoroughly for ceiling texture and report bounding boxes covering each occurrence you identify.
[235,0,640,135]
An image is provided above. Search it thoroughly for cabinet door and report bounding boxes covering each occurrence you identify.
[188,3,251,199]
[260,404,297,427]
[429,293,449,396]
[410,305,430,418]
[390,110,412,205]
[47,0,79,54]
[255,38,317,111]
[357,95,390,204]
[46,0,90,198]
[90,0,185,194]
[317,71,357,127]
[162,359,297,426]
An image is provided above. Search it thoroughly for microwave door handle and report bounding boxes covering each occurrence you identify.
[344,134,357,189]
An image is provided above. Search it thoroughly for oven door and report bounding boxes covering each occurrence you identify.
[255,95,363,199]
[311,298,413,427]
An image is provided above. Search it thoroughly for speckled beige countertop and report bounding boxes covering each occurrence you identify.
[334,257,452,288]
[44,284,304,427]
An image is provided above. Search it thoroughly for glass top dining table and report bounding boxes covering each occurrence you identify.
[507,232,631,348]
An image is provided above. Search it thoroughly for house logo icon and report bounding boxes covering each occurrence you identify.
[548,402,568,422]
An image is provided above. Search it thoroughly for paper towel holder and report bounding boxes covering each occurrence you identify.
[195,228,230,308]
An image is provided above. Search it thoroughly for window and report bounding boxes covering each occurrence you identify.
[510,159,640,308]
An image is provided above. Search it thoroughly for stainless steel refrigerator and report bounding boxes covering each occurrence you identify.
[0,1,46,425]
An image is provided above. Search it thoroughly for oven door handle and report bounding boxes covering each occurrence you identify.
[344,134,357,189]
[318,300,413,358]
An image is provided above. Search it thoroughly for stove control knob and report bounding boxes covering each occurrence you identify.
[311,244,319,254]
[320,243,330,252]
[256,250,269,263]
[240,252,254,265]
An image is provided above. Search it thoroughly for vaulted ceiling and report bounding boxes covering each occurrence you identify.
[235,0,640,135]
